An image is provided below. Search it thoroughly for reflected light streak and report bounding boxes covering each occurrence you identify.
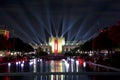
[29,61,33,65]
[21,63,24,67]
[16,62,18,65]
[76,60,79,72]
[50,61,64,80]
[8,63,11,73]
[83,62,86,68]
[65,61,69,72]
[8,63,11,67]
[33,59,37,72]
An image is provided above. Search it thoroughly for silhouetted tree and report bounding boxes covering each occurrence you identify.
[0,37,34,52]
[108,24,120,46]
[92,28,113,51]
[81,39,93,51]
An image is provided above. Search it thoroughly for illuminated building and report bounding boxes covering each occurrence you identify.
[0,30,9,40]
[49,37,65,54]
[31,37,80,54]
[0,30,10,57]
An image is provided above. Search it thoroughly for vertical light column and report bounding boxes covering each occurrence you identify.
[54,39,58,54]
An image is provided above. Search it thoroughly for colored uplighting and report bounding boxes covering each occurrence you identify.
[49,37,65,53]
[54,39,58,54]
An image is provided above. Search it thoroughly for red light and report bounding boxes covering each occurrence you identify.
[4,31,9,39]
[78,58,83,65]
[54,39,58,54]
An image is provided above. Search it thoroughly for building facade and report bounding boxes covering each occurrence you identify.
[31,37,80,54]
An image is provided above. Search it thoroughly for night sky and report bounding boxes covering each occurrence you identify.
[0,0,120,44]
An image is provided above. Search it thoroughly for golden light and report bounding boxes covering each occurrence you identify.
[49,37,65,54]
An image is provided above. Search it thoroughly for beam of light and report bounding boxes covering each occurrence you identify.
[2,10,33,43]
[58,17,63,37]
[32,39,40,45]
[50,19,56,37]
[18,2,41,44]
[37,28,47,44]
[14,33,32,43]
[61,1,68,37]
[51,17,62,37]
[86,28,100,41]
[78,0,112,41]
[51,12,63,37]
[78,13,104,41]
[66,22,79,41]
[68,32,77,41]
[31,12,47,43]
[73,14,98,42]
[31,41,37,45]
[67,17,83,41]
[74,1,110,42]
[61,17,68,37]
[82,21,100,41]
[73,15,90,42]
[26,6,48,43]
[43,1,53,37]
[56,16,63,37]
[61,17,78,38]
[25,23,41,43]
[73,27,82,42]
[81,24,96,41]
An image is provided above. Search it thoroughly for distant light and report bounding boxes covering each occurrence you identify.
[38,59,39,62]
[89,53,92,56]
[62,59,65,62]
[22,61,24,63]
[71,59,74,62]
[39,59,42,61]
[33,59,36,64]
[21,63,24,67]
[14,52,17,55]
[76,60,79,65]
[11,53,13,55]
[16,62,18,65]
[0,54,2,57]
[29,62,33,65]
[48,52,50,54]
[8,63,11,66]
[18,61,21,64]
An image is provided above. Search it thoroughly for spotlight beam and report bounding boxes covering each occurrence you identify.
[2,10,33,43]
[44,1,53,37]
[61,17,78,38]
[74,14,97,41]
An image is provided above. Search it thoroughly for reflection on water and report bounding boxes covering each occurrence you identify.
[50,60,64,80]
[0,58,89,80]
[1,58,119,80]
